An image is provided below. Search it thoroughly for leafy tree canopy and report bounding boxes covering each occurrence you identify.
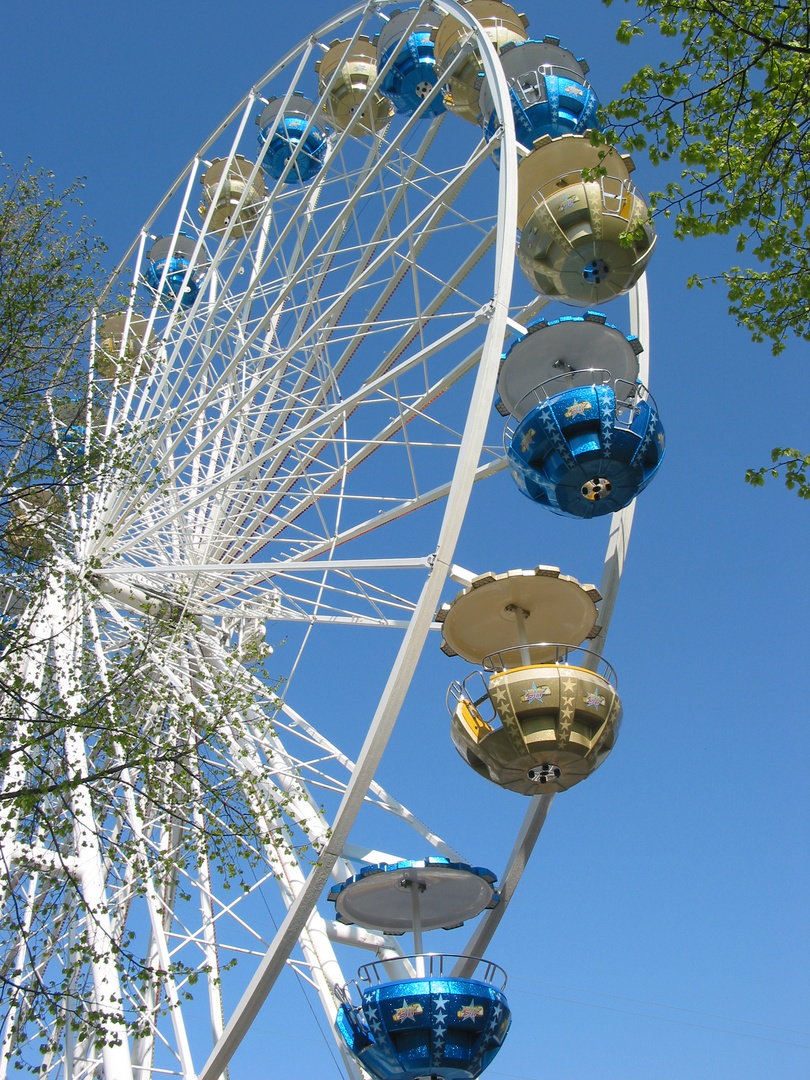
[0,163,304,1067]
[745,447,810,499]
[0,158,107,560]
[601,0,810,494]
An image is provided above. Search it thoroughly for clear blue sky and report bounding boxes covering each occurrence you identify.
[1,3,808,1078]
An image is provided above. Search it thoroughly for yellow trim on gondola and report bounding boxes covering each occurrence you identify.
[458,700,493,742]
[491,663,612,682]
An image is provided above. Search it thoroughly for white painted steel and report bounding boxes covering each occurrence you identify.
[51,582,135,1080]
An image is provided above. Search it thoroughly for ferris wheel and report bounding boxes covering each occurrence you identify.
[0,3,662,1078]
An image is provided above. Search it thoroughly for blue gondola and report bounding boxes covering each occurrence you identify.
[336,958,511,1080]
[256,94,327,184]
[331,859,510,1080]
[145,233,202,310]
[498,315,664,517]
[479,37,599,149]
[375,7,445,117]
[507,376,664,517]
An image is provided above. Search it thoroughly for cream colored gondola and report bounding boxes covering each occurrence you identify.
[315,36,394,133]
[95,313,151,379]
[441,567,622,794]
[199,155,267,237]
[433,0,529,124]
[517,133,656,305]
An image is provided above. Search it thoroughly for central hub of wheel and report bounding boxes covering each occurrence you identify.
[582,477,613,501]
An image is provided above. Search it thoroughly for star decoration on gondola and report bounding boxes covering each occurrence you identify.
[564,398,592,419]
[367,1007,385,1037]
[521,681,551,703]
[392,1000,422,1023]
[489,685,509,708]
[432,993,448,1063]
[599,389,614,452]
[457,999,484,1021]
[559,685,575,744]
[520,427,537,455]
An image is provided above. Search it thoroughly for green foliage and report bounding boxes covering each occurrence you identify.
[603,0,810,352]
[745,447,810,498]
[603,0,810,495]
[0,159,109,566]
[0,582,305,1069]
[0,163,310,1069]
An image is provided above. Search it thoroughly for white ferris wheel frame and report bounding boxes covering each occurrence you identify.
[0,2,651,1078]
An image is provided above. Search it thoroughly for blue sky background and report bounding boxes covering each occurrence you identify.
[1,2,808,1078]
